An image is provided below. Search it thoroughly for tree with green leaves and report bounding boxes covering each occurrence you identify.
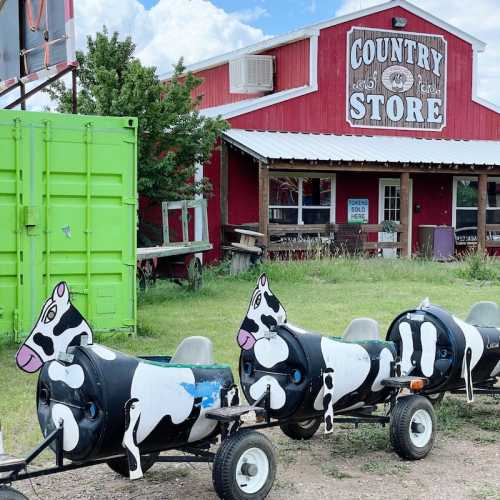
[47,29,227,243]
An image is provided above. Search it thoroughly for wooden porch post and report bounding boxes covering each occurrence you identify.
[478,173,487,253]
[400,172,410,258]
[220,141,229,228]
[258,161,269,255]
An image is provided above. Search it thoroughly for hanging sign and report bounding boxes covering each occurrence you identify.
[346,27,447,131]
[348,198,369,224]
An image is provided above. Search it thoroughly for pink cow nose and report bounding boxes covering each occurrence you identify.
[16,345,43,373]
[237,330,257,350]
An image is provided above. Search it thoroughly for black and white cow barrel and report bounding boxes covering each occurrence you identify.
[240,324,397,421]
[387,304,500,400]
[37,345,234,462]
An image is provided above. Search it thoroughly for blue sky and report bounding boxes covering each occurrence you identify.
[139,0,345,35]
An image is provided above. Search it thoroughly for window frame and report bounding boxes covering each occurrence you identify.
[452,176,500,239]
[269,172,336,225]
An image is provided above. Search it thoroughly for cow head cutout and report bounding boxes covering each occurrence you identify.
[237,274,287,351]
[16,282,93,373]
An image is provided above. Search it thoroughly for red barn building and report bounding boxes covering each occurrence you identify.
[163,0,500,262]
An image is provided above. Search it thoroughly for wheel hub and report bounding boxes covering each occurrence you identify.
[236,447,269,494]
[409,409,433,447]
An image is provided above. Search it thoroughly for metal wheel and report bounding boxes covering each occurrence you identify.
[390,395,436,460]
[212,430,276,500]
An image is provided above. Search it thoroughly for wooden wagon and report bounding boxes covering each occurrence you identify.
[137,199,212,291]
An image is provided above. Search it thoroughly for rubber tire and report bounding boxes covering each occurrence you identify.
[426,392,445,408]
[0,486,28,500]
[107,452,159,477]
[279,418,322,440]
[212,430,276,500]
[390,395,436,460]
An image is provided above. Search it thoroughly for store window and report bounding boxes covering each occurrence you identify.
[269,175,335,224]
[453,177,500,243]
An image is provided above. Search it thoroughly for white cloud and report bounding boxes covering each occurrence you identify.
[231,6,269,23]
[336,0,500,106]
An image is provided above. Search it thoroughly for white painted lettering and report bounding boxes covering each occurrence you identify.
[403,39,417,64]
[406,97,425,123]
[386,95,404,122]
[366,94,384,121]
[350,92,366,120]
[427,98,443,123]
[350,38,363,70]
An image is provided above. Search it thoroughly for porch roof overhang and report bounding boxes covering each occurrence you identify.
[222,129,500,172]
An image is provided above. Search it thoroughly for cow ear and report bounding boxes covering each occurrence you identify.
[52,282,69,302]
[259,273,267,288]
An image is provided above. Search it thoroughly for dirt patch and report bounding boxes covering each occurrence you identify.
[10,397,500,500]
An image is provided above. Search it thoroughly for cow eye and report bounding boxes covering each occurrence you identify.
[44,305,57,323]
[253,293,262,309]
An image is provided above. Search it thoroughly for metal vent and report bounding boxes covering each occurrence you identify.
[229,55,274,94]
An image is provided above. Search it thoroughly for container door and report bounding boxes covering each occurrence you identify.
[0,119,23,339]
[378,178,413,257]
[42,121,136,335]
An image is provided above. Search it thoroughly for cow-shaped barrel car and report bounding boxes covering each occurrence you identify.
[237,274,439,460]
[3,282,277,500]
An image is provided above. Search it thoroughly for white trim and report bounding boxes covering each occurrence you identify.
[452,175,500,230]
[378,177,413,256]
[159,28,319,80]
[471,51,500,114]
[268,173,336,225]
[200,33,319,120]
[345,26,448,132]
[161,0,485,81]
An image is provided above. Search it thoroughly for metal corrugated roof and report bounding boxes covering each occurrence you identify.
[223,129,500,166]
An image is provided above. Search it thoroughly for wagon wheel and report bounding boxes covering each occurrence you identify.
[213,430,276,500]
[0,486,28,499]
[187,256,203,291]
[107,452,159,477]
[137,259,156,291]
[390,395,436,460]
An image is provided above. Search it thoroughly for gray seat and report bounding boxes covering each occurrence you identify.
[343,318,380,342]
[170,336,214,365]
[465,302,500,328]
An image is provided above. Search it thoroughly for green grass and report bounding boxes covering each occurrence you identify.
[1,256,500,457]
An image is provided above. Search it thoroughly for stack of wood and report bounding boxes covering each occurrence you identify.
[225,229,264,275]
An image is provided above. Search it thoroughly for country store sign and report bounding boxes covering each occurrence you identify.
[347,27,447,131]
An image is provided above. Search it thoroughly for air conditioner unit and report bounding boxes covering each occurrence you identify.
[229,55,274,94]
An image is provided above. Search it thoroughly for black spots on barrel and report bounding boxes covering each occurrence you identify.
[33,332,54,356]
[264,291,281,313]
[323,368,335,435]
[261,314,278,330]
[53,305,84,336]
[241,316,259,334]
[324,372,334,390]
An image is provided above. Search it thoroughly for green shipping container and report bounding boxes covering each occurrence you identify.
[0,110,137,340]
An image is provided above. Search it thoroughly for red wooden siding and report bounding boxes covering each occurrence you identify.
[228,150,259,225]
[411,174,452,250]
[230,6,500,140]
[191,4,500,262]
[192,39,310,110]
